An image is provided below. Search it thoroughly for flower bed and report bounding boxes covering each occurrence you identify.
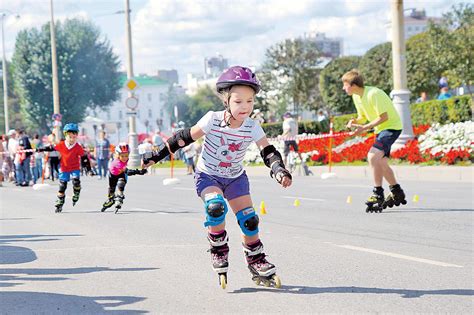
[242,122,473,166]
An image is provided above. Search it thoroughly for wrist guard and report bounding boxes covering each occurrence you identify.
[260,145,292,183]
[126,168,148,176]
[36,144,54,152]
[143,128,194,165]
[167,128,194,153]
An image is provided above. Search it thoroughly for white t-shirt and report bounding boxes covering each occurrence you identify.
[196,110,265,178]
[282,118,298,138]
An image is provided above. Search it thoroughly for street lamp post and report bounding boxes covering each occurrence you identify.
[124,0,140,168]
[1,12,19,134]
[49,0,61,140]
[391,0,414,147]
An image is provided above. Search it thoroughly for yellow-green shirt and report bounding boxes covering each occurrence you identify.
[352,86,402,134]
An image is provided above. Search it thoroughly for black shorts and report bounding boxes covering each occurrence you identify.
[284,140,299,155]
[373,129,402,157]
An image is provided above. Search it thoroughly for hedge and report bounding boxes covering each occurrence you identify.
[262,96,472,136]
[410,96,472,126]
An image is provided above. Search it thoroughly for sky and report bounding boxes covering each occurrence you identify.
[1,0,463,86]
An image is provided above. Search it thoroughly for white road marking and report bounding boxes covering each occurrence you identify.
[336,244,463,268]
[282,196,325,201]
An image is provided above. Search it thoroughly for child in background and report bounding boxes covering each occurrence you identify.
[37,123,85,213]
[101,143,147,213]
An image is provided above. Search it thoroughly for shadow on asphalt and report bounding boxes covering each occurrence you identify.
[230,285,474,298]
[382,208,474,213]
[0,292,147,314]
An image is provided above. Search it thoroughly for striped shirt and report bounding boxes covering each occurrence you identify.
[196,111,265,178]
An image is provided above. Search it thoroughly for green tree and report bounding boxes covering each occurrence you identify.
[0,61,23,132]
[358,42,393,95]
[186,86,222,124]
[12,18,121,133]
[405,31,448,100]
[259,38,322,117]
[319,56,361,114]
[163,84,191,126]
[427,3,473,94]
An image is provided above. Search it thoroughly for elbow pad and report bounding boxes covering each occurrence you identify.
[260,145,284,169]
[167,128,194,153]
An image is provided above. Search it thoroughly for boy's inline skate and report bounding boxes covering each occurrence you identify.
[55,195,65,213]
[72,186,81,206]
[365,187,384,213]
[383,184,407,209]
[114,193,125,213]
[208,231,229,289]
[243,240,281,288]
[101,194,115,212]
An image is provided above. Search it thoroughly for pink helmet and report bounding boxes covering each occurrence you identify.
[216,66,261,94]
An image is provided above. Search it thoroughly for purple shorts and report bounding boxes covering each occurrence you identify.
[195,171,250,201]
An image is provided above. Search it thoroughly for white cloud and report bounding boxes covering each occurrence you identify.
[1,0,464,84]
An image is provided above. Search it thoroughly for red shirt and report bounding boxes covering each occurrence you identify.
[55,141,84,173]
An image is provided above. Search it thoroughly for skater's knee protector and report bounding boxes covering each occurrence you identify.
[72,178,81,189]
[236,207,259,236]
[58,180,68,194]
[203,193,228,227]
[117,178,126,191]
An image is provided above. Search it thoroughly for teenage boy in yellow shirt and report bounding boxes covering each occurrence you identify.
[342,69,407,213]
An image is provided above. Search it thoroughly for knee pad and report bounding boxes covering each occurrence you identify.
[58,180,68,194]
[236,207,259,236]
[203,193,228,227]
[117,178,126,191]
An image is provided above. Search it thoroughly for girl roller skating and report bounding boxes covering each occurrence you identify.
[143,66,292,289]
[37,123,85,213]
[101,143,147,213]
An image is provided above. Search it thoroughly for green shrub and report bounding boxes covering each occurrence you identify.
[261,120,330,137]
[410,96,472,126]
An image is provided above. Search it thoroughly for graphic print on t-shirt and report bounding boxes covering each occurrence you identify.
[216,134,243,175]
[196,111,265,178]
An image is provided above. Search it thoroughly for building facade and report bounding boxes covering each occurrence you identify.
[81,75,171,144]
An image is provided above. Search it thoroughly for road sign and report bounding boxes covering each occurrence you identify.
[125,96,139,110]
[125,78,139,91]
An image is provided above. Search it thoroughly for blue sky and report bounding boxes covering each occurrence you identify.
[1,0,463,85]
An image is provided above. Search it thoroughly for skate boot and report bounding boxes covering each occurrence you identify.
[72,186,81,206]
[101,194,115,212]
[114,193,125,214]
[207,230,229,289]
[243,240,281,288]
[383,184,407,209]
[55,195,65,213]
[365,187,384,213]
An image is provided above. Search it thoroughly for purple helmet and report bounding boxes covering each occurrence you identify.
[216,66,261,94]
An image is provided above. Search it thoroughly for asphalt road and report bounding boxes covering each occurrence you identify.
[1,171,473,314]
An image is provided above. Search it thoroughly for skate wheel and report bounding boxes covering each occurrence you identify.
[219,274,227,289]
[401,200,407,205]
[263,280,271,287]
[271,275,281,288]
[394,201,400,206]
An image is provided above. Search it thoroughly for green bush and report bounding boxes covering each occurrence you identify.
[261,120,330,137]
[410,96,472,126]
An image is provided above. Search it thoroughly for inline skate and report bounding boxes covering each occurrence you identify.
[72,186,81,206]
[383,184,407,209]
[101,194,115,212]
[55,195,65,213]
[208,231,229,289]
[365,187,384,213]
[114,193,125,213]
[243,240,281,288]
